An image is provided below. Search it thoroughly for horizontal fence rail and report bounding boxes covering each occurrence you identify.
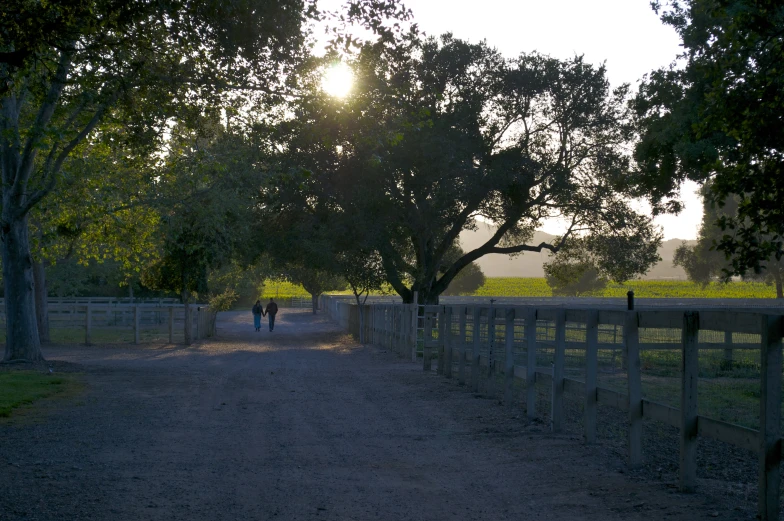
[321,295,784,521]
[0,303,216,345]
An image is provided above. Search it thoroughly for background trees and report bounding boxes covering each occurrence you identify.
[0,0,313,360]
[673,184,784,297]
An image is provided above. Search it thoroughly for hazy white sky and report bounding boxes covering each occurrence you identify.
[319,0,704,240]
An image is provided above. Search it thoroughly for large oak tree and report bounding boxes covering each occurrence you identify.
[270,35,662,304]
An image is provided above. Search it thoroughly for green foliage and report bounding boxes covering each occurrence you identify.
[442,262,486,296]
[672,183,784,296]
[259,280,311,299]
[635,0,784,276]
[544,232,661,296]
[282,265,346,298]
[141,126,262,301]
[208,288,239,313]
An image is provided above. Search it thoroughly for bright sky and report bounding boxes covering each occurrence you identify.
[318,0,704,240]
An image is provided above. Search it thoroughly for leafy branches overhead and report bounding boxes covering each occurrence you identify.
[634,0,784,276]
[141,125,261,301]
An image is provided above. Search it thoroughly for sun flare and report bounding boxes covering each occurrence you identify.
[322,62,354,98]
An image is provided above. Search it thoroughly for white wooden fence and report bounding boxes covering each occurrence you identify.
[322,296,784,521]
[0,303,216,344]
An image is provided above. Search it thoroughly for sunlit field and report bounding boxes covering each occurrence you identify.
[314,277,779,299]
[475,278,778,298]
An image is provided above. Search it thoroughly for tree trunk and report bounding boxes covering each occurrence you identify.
[182,289,192,345]
[33,260,50,344]
[412,284,440,305]
[129,283,134,303]
[2,215,43,361]
[776,274,783,299]
[311,293,319,314]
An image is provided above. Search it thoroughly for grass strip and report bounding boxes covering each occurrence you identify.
[0,371,76,417]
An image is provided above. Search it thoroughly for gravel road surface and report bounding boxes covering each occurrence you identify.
[0,309,747,520]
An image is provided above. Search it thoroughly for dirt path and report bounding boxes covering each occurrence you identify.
[0,310,744,520]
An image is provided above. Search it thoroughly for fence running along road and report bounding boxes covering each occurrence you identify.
[0,301,216,344]
[322,294,784,521]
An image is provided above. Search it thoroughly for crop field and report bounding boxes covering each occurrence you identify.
[472,278,778,299]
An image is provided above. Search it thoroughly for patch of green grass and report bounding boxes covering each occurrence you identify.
[0,371,79,418]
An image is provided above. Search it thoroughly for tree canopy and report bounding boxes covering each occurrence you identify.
[634,0,784,276]
[1,0,409,361]
[265,35,662,304]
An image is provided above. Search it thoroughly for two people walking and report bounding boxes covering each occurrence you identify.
[252,298,279,332]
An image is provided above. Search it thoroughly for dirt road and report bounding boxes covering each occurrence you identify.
[0,310,744,520]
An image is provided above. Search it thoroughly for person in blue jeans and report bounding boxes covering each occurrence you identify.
[252,300,263,331]
[264,298,278,331]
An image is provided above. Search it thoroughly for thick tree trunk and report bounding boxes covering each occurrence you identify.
[311,293,319,314]
[776,273,783,299]
[33,260,50,344]
[2,216,43,361]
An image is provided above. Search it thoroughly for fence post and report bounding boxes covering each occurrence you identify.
[625,311,642,468]
[85,305,92,345]
[584,310,599,444]
[526,308,537,419]
[551,309,566,433]
[458,308,467,385]
[680,311,700,492]
[134,305,140,345]
[759,315,782,521]
[504,307,515,406]
[423,310,433,372]
[444,307,453,379]
[411,292,419,362]
[437,307,446,375]
[196,307,202,341]
[471,307,481,393]
[723,330,733,370]
[168,307,174,344]
[486,307,497,396]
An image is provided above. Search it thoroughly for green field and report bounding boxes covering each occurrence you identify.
[472,278,778,299]
[300,277,780,300]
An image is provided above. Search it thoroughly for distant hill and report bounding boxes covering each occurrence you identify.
[458,223,696,280]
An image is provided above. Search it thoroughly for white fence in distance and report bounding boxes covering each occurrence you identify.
[0,302,216,344]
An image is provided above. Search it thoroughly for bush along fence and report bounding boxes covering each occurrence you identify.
[0,302,216,345]
[321,295,784,520]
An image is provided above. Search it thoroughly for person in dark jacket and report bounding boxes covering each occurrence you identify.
[265,298,278,332]
[252,300,263,331]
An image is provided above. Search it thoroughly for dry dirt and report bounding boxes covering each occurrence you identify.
[0,309,755,520]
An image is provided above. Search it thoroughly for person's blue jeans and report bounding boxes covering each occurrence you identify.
[253,314,261,330]
[268,313,275,331]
